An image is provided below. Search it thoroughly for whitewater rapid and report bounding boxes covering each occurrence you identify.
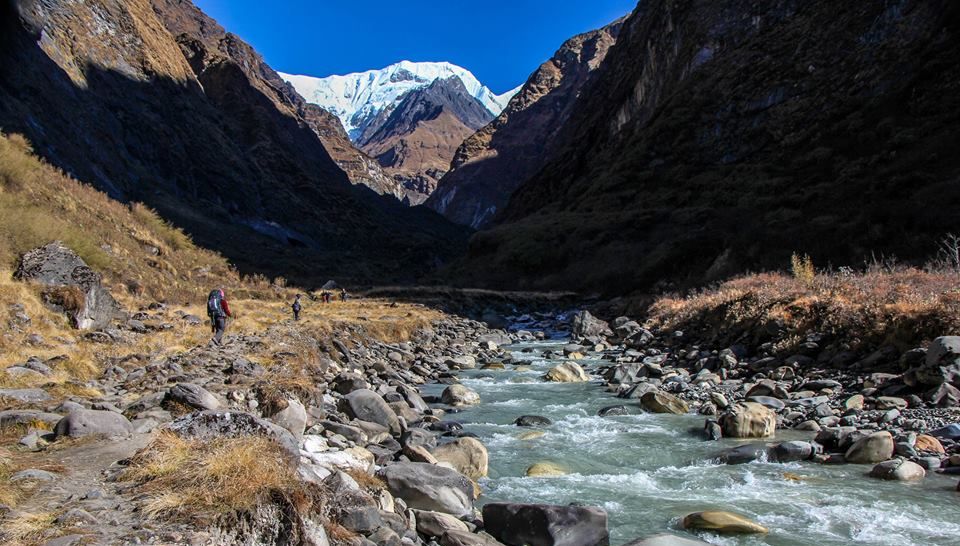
[423,341,960,546]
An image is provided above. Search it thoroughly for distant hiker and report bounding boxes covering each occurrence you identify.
[292,293,302,321]
[340,288,348,302]
[322,291,331,304]
[206,287,232,346]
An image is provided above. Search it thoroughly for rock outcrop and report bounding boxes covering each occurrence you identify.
[15,242,121,330]
[426,19,623,228]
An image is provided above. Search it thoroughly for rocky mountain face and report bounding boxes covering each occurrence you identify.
[0,0,467,284]
[427,20,624,228]
[454,0,960,294]
[357,77,497,204]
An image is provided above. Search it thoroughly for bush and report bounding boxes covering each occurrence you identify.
[790,253,815,285]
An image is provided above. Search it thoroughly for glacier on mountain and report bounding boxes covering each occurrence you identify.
[281,60,519,141]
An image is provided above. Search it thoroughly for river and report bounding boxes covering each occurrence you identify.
[423,340,960,546]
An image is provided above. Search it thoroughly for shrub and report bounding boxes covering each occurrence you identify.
[790,253,815,285]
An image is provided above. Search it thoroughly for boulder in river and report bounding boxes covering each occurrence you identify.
[640,391,689,414]
[378,462,474,518]
[483,502,609,546]
[681,511,768,534]
[869,458,926,481]
[526,462,567,477]
[441,384,481,406]
[719,402,776,438]
[14,241,121,330]
[598,405,630,417]
[845,431,895,464]
[432,437,489,480]
[544,362,589,383]
[514,415,552,427]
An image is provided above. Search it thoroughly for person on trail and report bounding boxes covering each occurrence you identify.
[206,287,232,346]
[292,293,302,321]
[321,291,330,304]
[340,288,347,302]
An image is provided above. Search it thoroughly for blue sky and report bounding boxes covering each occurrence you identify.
[192,0,637,94]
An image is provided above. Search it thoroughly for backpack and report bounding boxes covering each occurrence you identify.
[292,300,302,312]
[207,289,224,318]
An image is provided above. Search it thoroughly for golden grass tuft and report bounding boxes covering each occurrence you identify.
[0,510,57,545]
[121,432,297,522]
[343,468,385,493]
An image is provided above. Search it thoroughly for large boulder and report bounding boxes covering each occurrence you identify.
[378,462,474,518]
[905,336,960,387]
[54,409,132,439]
[719,402,776,438]
[680,511,768,534]
[339,389,401,435]
[544,362,589,383]
[640,391,689,414]
[570,310,612,339]
[166,383,221,411]
[14,242,121,330]
[165,410,300,464]
[431,437,489,480]
[845,431,895,464]
[869,458,926,481]
[441,384,481,406]
[483,503,609,546]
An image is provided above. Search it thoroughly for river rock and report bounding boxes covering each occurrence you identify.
[442,385,481,406]
[544,362,589,382]
[0,388,51,404]
[845,431,895,464]
[570,310,612,339]
[483,502,609,546]
[526,462,567,477]
[440,530,507,546]
[53,409,132,439]
[640,391,689,414]
[869,458,926,481]
[514,415,552,427]
[517,431,546,440]
[774,441,814,462]
[929,423,960,441]
[844,395,865,410]
[432,437,489,480]
[166,383,220,411]
[906,336,960,387]
[746,396,786,411]
[340,389,401,435]
[14,242,121,330]
[718,443,771,465]
[622,534,714,546]
[875,396,907,410]
[719,402,776,438]
[915,434,945,453]
[414,510,470,538]
[378,462,474,517]
[681,511,768,534]
[598,405,630,417]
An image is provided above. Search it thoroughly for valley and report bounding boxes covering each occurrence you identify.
[1,0,959,545]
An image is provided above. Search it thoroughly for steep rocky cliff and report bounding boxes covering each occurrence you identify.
[358,77,497,205]
[0,0,467,284]
[426,20,623,228]
[454,0,960,293]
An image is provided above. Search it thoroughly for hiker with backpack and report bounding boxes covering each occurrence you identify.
[206,288,233,346]
[292,293,302,321]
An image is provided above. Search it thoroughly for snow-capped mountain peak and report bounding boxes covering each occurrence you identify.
[280,61,518,141]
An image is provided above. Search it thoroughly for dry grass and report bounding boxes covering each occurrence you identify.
[648,267,960,352]
[121,432,298,522]
[343,468,385,493]
[0,510,57,545]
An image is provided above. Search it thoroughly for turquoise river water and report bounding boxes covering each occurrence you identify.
[422,341,960,546]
